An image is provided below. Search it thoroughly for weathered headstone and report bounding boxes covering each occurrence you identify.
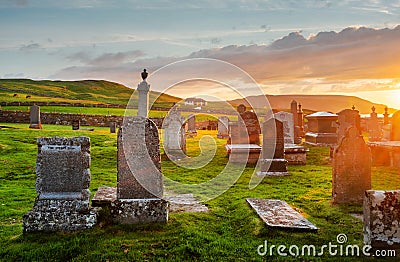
[274,111,294,145]
[368,106,381,142]
[217,116,229,139]
[364,190,400,252]
[163,109,186,160]
[257,118,289,176]
[72,119,80,130]
[23,137,98,232]
[391,110,400,141]
[29,105,42,129]
[111,116,168,224]
[291,100,302,143]
[187,114,197,135]
[332,127,371,204]
[337,108,361,143]
[239,105,261,145]
[109,121,116,133]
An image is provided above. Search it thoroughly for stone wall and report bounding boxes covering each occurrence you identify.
[0,110,164,128]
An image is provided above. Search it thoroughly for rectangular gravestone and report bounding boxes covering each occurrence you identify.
[247,198,318,231]
[274,112,294,145]
[217,116,229,139]
[29,105,42,129]
[163,109,187,160]
[72,119,80,130]
[391,111,400,141]
[368,107,381,142]
[109,122,116,133]
[258,118,289,176]
[332,127,371,204]
[364,190,400,252]
[111,116,168,224]
[187,114,197,135]
[22,136,98,232]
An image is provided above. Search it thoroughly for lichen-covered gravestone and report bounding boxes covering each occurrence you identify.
[23,136,99,232]
[274,111,294,145]
[332,127,371,204]
[111,116,168,224]
[364,190,400,252]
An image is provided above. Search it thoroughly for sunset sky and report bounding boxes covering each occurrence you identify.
[1,0,400,109]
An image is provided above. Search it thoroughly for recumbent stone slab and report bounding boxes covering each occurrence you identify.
[247,198,318,231]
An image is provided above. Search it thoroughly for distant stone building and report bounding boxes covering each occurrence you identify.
[184,98,207,106]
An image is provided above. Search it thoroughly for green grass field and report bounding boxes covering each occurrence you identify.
[0,123,398,261]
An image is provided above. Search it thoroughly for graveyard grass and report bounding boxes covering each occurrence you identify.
[1,124,399,261]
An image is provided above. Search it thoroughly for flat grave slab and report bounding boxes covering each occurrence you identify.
[246,198,318,231]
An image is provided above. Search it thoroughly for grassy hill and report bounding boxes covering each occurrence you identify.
[0,79,180,107]
[229,94,396,114]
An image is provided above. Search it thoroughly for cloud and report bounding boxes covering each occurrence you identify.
[19,43,41,52]
[66,50,145,67]
[3,72,25,78]
[53,26,400,94]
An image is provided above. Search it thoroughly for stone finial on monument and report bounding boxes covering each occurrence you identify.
[332,127,371,204]
[257,118,289,177]
[111,116,168,224]
[137,69,150,118]
[337,108,361,143]
[29,105,42,129]
[217,116,230,139]
[23,136,99,232]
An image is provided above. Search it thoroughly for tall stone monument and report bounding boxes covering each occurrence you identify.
[257,118,289,177]
[137,69,150,118]
[332,127,371,204]
[23,137,98,232]
[29,105,42,129]
[297,104,304,139]
[111,117,168,224]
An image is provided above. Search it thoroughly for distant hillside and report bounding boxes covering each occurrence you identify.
[0,79,180,107]
[229,94,396,114]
